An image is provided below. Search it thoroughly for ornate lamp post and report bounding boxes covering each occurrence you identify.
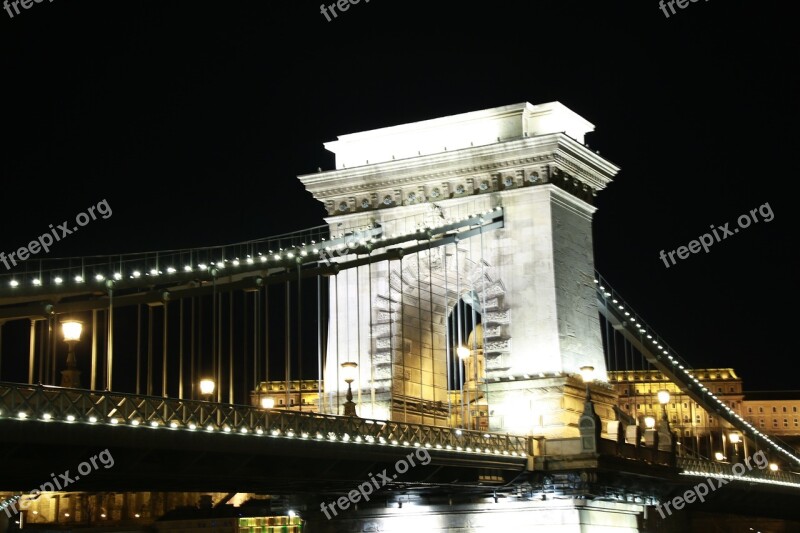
[341,361,358,417]
[60,320,83,388]
[656,389,675,454]
[457,345,470,429]
[578,365,601,453]
[729,432,740,462]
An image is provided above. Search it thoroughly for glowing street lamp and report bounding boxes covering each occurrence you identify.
[260,396,275,409]
[657,389,670,407]
[60,320,83,388]
[644,416,656,430]
[579,365,594,399]
[728,432,741,461]
[657,389,670,425]
[456,345,470,360]
[577,365,601,453]
[341,361,358,416]
[199,378,215,400]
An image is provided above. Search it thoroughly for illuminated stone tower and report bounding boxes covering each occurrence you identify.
[299,102,620,438]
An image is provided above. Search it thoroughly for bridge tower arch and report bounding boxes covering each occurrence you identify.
[299,101,621,439]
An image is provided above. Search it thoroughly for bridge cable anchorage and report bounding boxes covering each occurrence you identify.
[594,271,800,468]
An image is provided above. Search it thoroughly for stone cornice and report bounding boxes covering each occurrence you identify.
[299,133,619,201]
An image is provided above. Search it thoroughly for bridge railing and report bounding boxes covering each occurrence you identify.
[594,270,800,470]
[677,457,800,487]
[0,382,529,458]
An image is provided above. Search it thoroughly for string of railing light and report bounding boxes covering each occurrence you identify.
[3,207,502,291]
[0,403,525,458]
[595,274,800,467]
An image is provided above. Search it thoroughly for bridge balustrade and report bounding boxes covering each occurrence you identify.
[677,457,800,487]
[0,382,529,458]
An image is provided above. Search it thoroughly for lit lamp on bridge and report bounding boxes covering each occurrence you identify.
[579,366,594,400]
[261,396,275,409]
[60,320,83,388]
[341,361,358,417]
[643,415,659,449]
[729,432,741,462]
[457,345,471,429]
[199,378,215,402]
[656,389,675,454]
[578,365,601,453]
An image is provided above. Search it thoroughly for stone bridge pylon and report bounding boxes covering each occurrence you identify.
[299,101,621,439]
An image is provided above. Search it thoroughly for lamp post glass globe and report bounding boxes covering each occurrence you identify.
[199,379,215,397]
[61,320,83,342]
[729,432,740,444]
[579,366,594,383]
[456,345,470,360]
[341,361,358,384]
[644,416,656,429]
[714,452,725,461]
[657,389,670,405]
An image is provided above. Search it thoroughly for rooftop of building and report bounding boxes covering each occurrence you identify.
[742,391,800,401]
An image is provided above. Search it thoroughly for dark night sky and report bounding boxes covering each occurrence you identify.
[0,1,796,391]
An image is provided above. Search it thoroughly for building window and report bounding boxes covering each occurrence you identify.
[783,406,788,413]
[748,407,752,414]
[696,415,701,424]
[683,415,690,423]
[730,387,734,392]
[773,407,777,413]
[759,407,764,413]
[784,418,789,428]
[794,406,798,413]
[760,419,765,428]
[795,418,798,427]
[684,403,688,409]
[637,404,641,410]
[773,419,778,428]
